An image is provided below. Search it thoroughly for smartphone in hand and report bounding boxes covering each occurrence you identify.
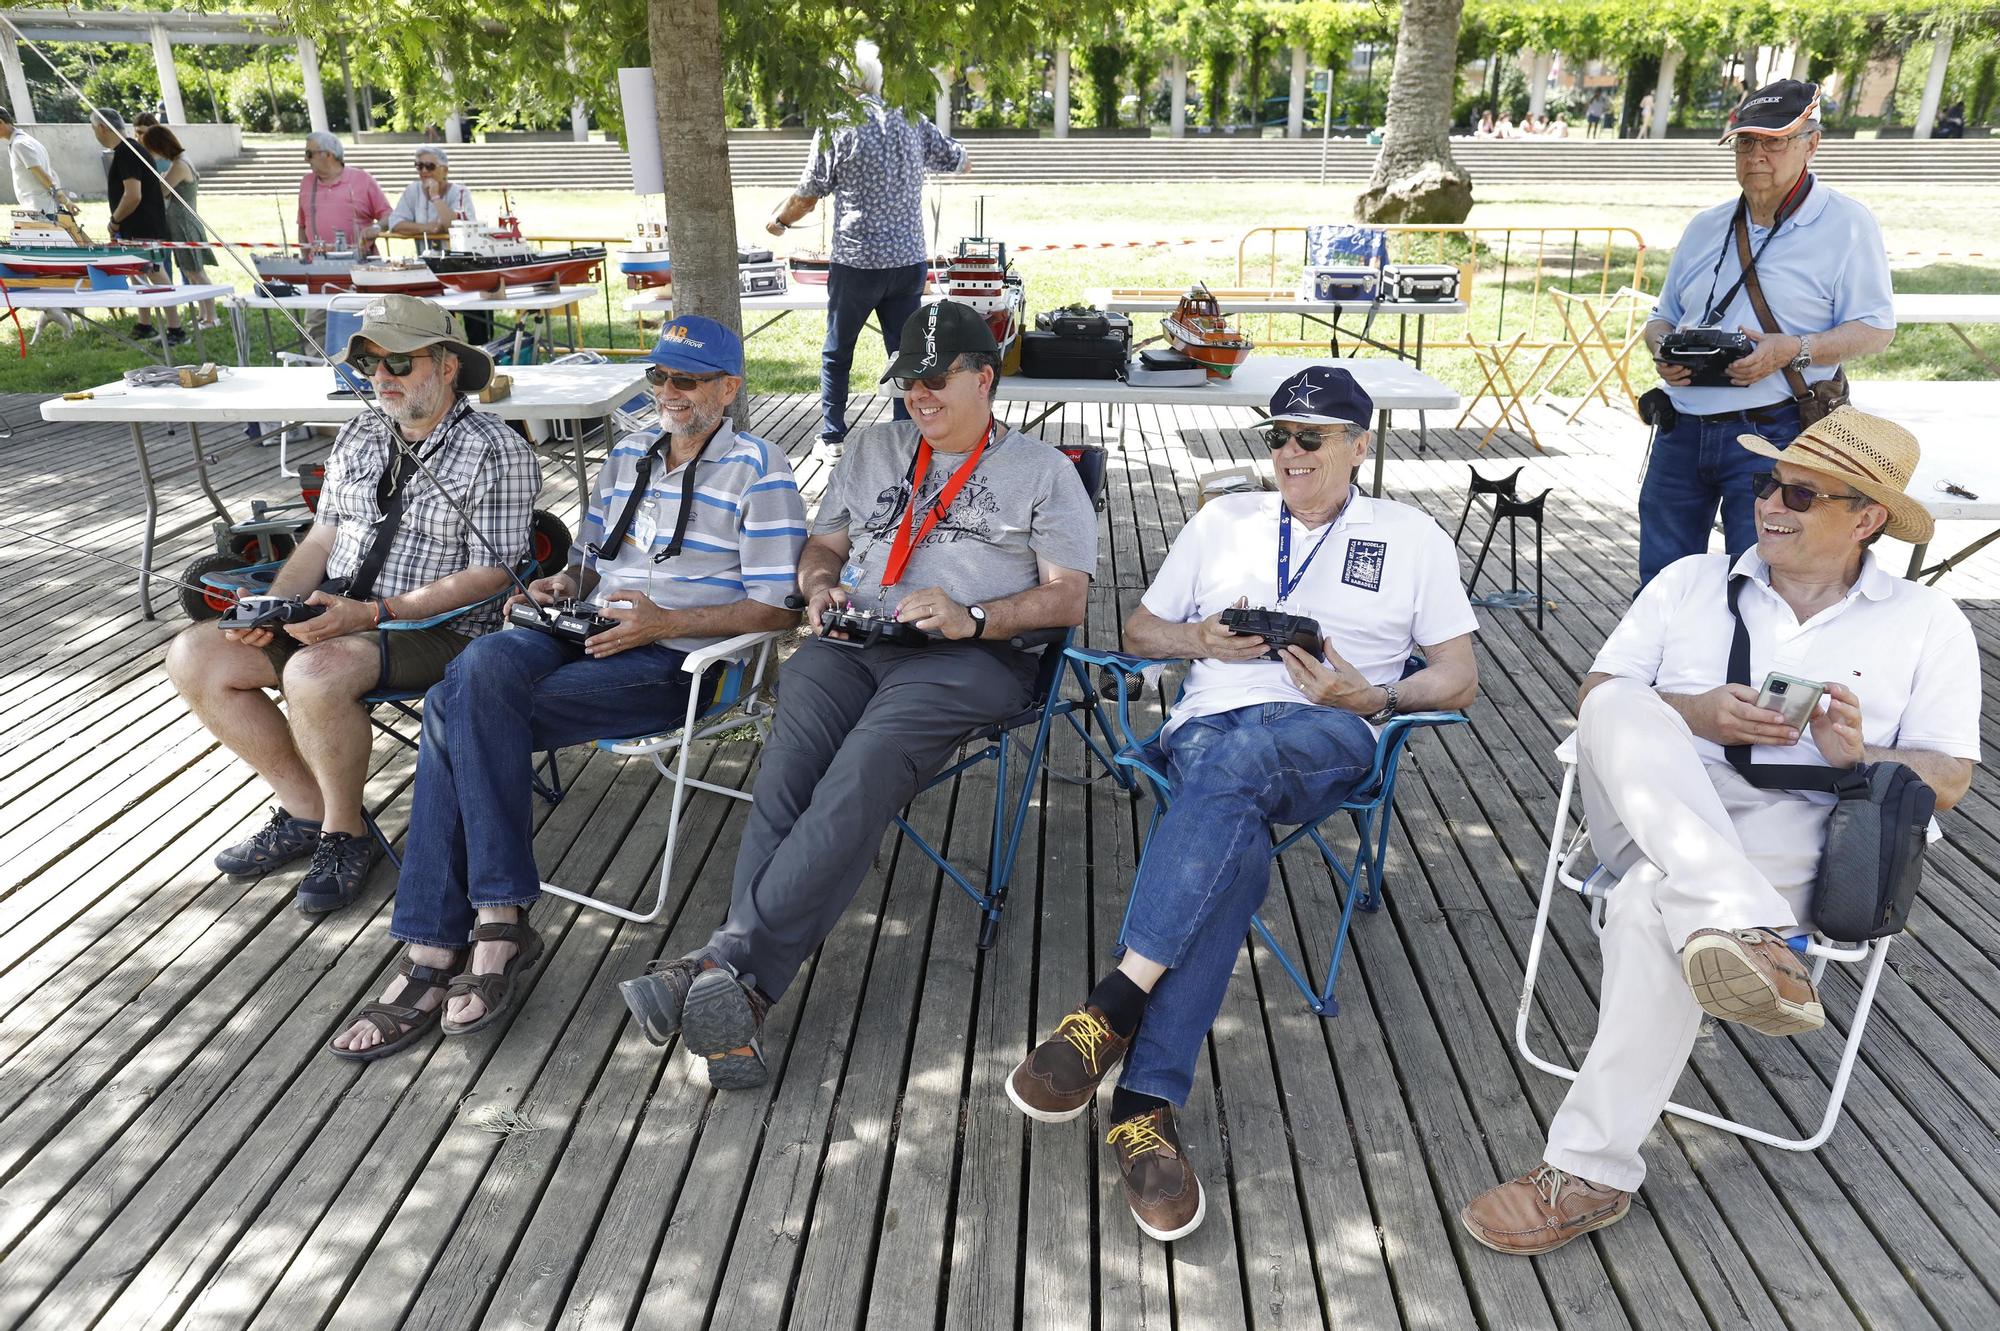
[1756,672,1826,732]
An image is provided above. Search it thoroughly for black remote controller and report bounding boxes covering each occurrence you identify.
[819,605,940,649]
[217,595,327,632]
[1219,606,1324,661]
[508,597,619,645]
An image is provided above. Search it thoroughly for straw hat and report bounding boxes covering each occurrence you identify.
[1738,406,1933,545]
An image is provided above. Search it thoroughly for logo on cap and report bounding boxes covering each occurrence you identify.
[1744,95,1782,108]
[1285,382,1319,411]
[663,324,705,347]
[916,305,940,373]
[366,300,388,317]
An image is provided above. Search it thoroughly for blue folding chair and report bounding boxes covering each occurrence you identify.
[1067,647,1467,1016]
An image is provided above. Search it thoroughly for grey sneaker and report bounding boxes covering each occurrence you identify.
[680,968,770,1090]
[619,954,720,1046]
[215,806,322,876]
[296,831,378,915]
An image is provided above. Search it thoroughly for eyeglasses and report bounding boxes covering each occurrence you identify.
[646,367,724,391]
[1751,471,1866,513]
[1260,425,1348,452]
[349,351,421,377]
[893,367,967,394]
[415,161,439,172]
[1730,133,1811,156]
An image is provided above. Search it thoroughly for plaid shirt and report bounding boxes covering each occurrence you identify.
[317,398,541,637]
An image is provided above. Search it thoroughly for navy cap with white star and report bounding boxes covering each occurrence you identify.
[1250,364,1374,431]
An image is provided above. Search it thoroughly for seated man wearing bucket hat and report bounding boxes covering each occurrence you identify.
[1462,406,1980,1256]
[328,317,808,1060]
[617,299,1097,1088]
[1006,365,1479,1242]
[168,295,540,913]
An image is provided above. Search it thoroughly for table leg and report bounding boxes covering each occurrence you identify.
[187,422,232,523]
[230,302,251,366]
[580,418,598,525]
[1905,542,1928,579]
[191,304,209,363]
[158,319,173,367]
[131,423,161,619]
[1944,323,2000,376]
[1372,407,1389,497]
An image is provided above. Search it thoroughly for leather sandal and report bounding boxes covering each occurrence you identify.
[327,950,464,1062]
[440,917,545,1036]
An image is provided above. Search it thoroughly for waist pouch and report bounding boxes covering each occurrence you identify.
[1811,762,1933,940]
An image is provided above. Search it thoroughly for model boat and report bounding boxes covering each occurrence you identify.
[619,222,673,290]
[424,212,605,292]
[787,250,830,285]
[940,238,1024,366]
[253,246,360,294]
[2,212,154,282]
[350,256,445,296]
[1160,283,1253,380]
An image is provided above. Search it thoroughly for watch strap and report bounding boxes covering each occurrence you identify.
[968,605,987,639]
[1367,682,1399,724]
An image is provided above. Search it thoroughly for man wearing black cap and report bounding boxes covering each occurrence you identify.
[168,295,539,914]
[1636,79,1894,588]
[619,300,1096,1089]
[1004,365,1479,1242]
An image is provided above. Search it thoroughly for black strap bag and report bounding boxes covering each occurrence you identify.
[1725,576,1932,941]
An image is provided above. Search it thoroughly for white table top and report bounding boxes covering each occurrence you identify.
[1848,380,2000,522]
[626,288,828,314]
[879,355,1458,413]
[233,284,599,313]
[1087,288,1470,318]
[1889,293,2000,326]
[39,363,647,426]
[3,283,233,310]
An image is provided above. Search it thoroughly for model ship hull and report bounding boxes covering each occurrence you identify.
[1160,316,1252,378]
[0,248,153,280]
[350,260,446,296]
[253,255,360,293]
[619,248,673,289]
[788,253,830,285]
[425,246,606,292]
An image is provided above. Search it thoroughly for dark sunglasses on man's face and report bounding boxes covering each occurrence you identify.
[646,367,723,391]
[1751,471,1865,513]
[415,161,439,172]
[893,367,967,394]
[1261,425,1345,452]
[349,351,420,377]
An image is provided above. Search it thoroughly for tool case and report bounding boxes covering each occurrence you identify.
[1379,264,1460,303]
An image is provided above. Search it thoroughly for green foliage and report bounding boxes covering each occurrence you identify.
[1082,44,1130,128]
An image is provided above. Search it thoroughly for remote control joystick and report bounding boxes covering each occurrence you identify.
[818,605,940,649]
[1219,606,1324,661]
[218,594,327,632]
[508,596,620,645]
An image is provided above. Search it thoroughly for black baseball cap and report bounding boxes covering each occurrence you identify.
[1722,79,1822,141]
[880,299,1000,383]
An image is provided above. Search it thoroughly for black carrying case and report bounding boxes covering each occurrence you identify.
[1021,330,1127,379]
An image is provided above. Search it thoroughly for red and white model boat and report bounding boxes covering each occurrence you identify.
[350,256,446,296]
[422,212,605,293]
[941,238,1023,359]
[1160,283,1253,380]
[787,250,830,285]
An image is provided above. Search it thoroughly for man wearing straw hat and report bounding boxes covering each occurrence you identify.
[1462,406,1980,1255]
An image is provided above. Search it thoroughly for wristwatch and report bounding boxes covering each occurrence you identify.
[1365,682,1399,725]
[967,605,988,639]
[1788,335,1813,373]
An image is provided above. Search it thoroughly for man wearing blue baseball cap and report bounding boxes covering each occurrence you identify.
[1006,364,1480,1241]
[330,315,809,1060]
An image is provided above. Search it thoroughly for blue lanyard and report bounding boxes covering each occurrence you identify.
[1277,505,1339,604]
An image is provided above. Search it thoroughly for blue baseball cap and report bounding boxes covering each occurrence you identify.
[643,315,743,377]
[1251,364,1374,430]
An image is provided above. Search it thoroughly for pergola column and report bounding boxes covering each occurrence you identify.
[147,24,186,123]
[1287,46,1306,137]
[932,66,952,135]
[296,36,329,134]
[1,33,33,124]
[442,66,463,143]
[1650,45,1681,139]
[1053,47,1069,138]
[1527,51,1553,118]
[1913,30,1954,139]
[1169,51,1186,137]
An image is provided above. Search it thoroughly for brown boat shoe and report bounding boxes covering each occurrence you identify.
[1680,927,1825,1037]
[1461,1164,1631,1256]
[1006,1003,1132,1123]
[1107,1106,1205,1242]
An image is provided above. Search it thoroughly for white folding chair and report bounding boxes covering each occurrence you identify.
[537,627,784,924]
[1515,736,1894,1151]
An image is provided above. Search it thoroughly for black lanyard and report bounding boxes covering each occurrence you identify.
[1277,505,1339,604]
[347,404,462,600]
[591,431,708,565]
[1698,173,1813,327]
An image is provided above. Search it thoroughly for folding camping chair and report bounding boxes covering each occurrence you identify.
[1070,647,1467,1015]
[1514,736,1895,1150]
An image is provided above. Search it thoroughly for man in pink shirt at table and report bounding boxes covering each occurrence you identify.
[296,132,391,255]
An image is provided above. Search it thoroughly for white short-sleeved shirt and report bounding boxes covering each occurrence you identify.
[7,131,58,214]
[1592,550,1982,776]
[1141,489,1479,736]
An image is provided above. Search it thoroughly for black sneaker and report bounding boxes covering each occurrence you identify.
[165,327,189,346]
[132,322,157,339]
[215,806,322,876]
[296,831,379,915]
[680,968,770,1090]
[619,954,720,1045]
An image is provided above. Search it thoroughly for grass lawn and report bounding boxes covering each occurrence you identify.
[5,179,1996,398]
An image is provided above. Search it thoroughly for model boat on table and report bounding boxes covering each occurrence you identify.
[350,256,446,296]
[423,212,605,293]
[1,212,155,282]
[1160,283,1253,380]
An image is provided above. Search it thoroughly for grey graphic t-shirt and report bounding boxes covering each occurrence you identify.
[812,419,1099,614]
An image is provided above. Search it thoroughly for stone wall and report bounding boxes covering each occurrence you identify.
[1,122,243,203]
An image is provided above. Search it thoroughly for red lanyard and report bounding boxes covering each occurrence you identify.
[880,424,993,588]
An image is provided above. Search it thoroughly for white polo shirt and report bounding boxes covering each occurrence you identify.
[1142,489,1478,735]
[1593,550,1982,772]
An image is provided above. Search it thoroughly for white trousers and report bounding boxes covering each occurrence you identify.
[1542,678,1830,1191]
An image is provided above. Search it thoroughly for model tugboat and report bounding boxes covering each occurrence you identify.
[423,207,606,293]
[1160,283,1253,380]
[350,256,446,296]
[941,237,1024,367]
[618,221,674,290]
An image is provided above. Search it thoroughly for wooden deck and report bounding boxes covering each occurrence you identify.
[3,381,1999,1331]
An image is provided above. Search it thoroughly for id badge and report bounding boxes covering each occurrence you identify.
[628,503,658,555]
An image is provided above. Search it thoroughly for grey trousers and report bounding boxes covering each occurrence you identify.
[705,636,1037,999]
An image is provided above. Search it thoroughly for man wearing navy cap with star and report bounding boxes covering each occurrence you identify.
[329,316,808,1060]
[1005,365,1479,1241]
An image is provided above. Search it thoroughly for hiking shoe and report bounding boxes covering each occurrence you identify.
[215,806,322,876]
[680,968,769,1090]
[165,326,189,346]
[1106,1106,1205,1242]
[619,954,721,1046]
[1461,1164,1631,1255]
[296,831,378,915]
[1006,1003,1132,1123]
[1681,927,1825,1036]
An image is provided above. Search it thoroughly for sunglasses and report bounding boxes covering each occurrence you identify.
[1260,425,1348,452]
[893,367,968,394]
[646,367,724,391]
[1751,471,1866,513]
[349,351,421,377]
[415,161,439,172]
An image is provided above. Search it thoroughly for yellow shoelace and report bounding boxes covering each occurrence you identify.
[1107,1117,1171,1159]
[1056,1009,1115,1074]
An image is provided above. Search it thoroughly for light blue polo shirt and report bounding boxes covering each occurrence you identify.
[1652,177,1894,415]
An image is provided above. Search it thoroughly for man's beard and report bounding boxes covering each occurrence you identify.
[386,369,451,432]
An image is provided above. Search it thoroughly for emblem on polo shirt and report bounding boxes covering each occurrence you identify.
[1342,539,1386,591]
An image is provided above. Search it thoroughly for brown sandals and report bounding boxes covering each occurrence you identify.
[328,950,465,1063]
[439,917,545,1037]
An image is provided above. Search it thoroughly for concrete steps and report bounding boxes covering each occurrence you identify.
[200,137,2000,195]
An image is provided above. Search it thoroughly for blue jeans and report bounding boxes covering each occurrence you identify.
[1118,703,1379,1106]
[1637,402,1802,588]
[821,260,926,441]
[390,628,699,948]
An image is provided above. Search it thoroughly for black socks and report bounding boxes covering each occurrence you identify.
[1087,969,1149,1039]
[1109,1086,1170,1124]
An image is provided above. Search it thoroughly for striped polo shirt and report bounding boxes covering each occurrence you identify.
[571,419,807,652]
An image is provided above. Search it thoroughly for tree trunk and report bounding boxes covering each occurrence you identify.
[648,0,741,334]
[1357,0,1472,222]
